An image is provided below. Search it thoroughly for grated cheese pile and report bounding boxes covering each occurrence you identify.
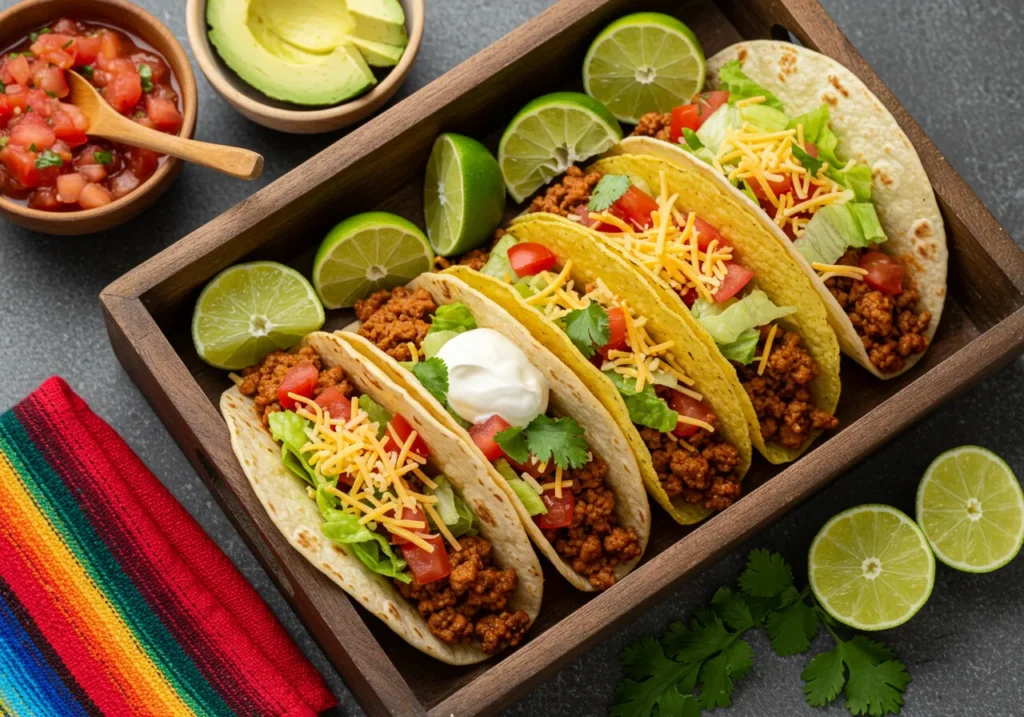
[291,393,458,553]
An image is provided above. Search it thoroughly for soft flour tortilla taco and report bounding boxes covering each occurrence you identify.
[340,272,650,591]
[627,40,946,379]
[444,216,754,525]
[221,331,542,664]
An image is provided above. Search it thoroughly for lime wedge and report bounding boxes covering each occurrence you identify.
[916,446,1024,573]
[424,133,506,257]
[809,504,935,631]
[192,261,325,370]
[498,92,622,204]
[313,211,433,309]
[583,12,706,124]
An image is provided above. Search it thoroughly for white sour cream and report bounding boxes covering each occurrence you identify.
[435,328,549,426]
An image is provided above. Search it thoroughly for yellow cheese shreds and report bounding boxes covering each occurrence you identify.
[757,324,778,377]
[407,343,419,364]
[735,95,767,107]
[359,500,402,526]
[812,262,868,282]
[540,480,573,491]
[387,526,435,552]
[676,415,716,433]
[423,502,461,553]
[553,464,564,498]
[520,471,544,495]
[525,261,574,306]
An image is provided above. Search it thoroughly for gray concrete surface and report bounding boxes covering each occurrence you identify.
[1,0,1022,715]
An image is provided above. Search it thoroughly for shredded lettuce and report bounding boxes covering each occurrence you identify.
[788,105,874,201]
[716,327,761,365]
[429,303,477,334]
[316,485,411,582]
[422,330,459,358]
[739,104,790,132]
[603,370,679,433]
[718,61,784,111]
[829,163,873,202]
[793,203,886,265]
[479,234,519,280]
[679,128,717,165]
[427,475,478,537]
[267,411,318,486]
[496,459,547,516]
[358,394,391,439]
[692,290,796,345]
[696,103,740,156]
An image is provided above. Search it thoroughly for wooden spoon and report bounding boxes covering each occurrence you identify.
[66,71,264,180]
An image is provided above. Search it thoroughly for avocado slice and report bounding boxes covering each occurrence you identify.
[208,0,376,106]
[348,0,408,46]
[350,37,405,67]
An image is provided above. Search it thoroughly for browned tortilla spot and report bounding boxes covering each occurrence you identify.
[388,604,400,618]
[828,74,850,98]
[737,48,747,62]
[297,530,318,550]
[476,504,496,527]
[914,221,933,239]
[331,544,347,556]
[823,92,838,107]
[873,166,895,187]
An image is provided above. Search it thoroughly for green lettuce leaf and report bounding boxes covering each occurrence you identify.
[422,330,459,358]
[739,104,790,132]
[692,290,795,344]
[696,103,741,155]
[789,105,840,168]
[429,303,478,334]
[716,328,761,365]
[793,203,886,266]
[603,371,679,433]
[267,410,317,486]
[479,234,519,281]
[427,475,478,537]
[828,163,873,202]
[358,394,391,439]
[718,61,784,111]
[316,487,410,583]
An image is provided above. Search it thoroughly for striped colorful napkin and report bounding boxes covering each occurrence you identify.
[0,377,337,716]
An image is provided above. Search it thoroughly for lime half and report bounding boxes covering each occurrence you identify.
[916,446,1024,573]
[809,504,935,631]
[424,133,506,257]
[192,261,325,370]
[583,12,706,124]
[498,92,622,203]
[313,211,434,309]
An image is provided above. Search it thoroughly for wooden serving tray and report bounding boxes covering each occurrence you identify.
[100,0,1024,714]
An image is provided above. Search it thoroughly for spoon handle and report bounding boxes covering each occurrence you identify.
[98,122,264,180]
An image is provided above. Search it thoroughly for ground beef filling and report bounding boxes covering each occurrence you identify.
[527,164,603,217]
[395,536,530,654]
[539,457,642,590]
[824,248,932,373]
[353,287,437,361]
[639,420,743,512]
[239,346,351,426]
[736,327,839,449]
[632,112,673,141]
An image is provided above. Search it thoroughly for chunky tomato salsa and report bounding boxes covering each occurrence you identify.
[0,18,184,211]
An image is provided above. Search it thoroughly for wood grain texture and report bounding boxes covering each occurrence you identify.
[99,0,1024,714]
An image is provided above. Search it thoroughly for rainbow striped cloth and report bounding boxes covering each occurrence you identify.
[0,378,337,716]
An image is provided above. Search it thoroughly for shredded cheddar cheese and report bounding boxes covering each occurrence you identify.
[757,324,778,377]
[812,262,868,283]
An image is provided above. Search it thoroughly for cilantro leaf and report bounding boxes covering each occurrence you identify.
[842,636,910,716]
[80,64,94,78]
[738,548,794,598]
[696,638,754,709]
[522,414,589,469]
[603,371,678,432]
[494,426,529,464]
[429,303,477,334]
[611,638,700,717]
[587,174,631,212]
[410,357,448,405]
[93,150,113,165]
[562,303,609,358]
[710,586,754,631]
[765,587,819,656]
[34,150,63,170]
[792,144,824,176]
[138,63,154,92]
[802,646,846,707]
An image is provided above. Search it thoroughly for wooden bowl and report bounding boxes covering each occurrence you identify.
[185,0,424,134]
[0,0,198,236]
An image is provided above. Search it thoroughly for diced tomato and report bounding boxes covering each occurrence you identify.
[32,64,69,98]
[3,55,32,86]
[102,68,142,114]
[56,172,87,203]
[382,413,430,458]
[506,455,548,480]
[50,139,73,165]
[690,214,726,250]
[77,182,113,208]
[144,95,183,133]
[25,89,56,118]
[401,535,452,585]
[50,19,79,35]
[126,147,159,181]
[74,35,102,65]
[0,145,40,187]
[108,169,139,199]
[276,362,319,410]
[78,162,108,183]
[390,506,429,546]
[52,104,89,146]
[468,414,512,461]
[313,385,352,422]
[568,203,602,229]
[11,114,56,151]
[609,184,660,230]
[99,30,122,59]
[5,84,29,112]
[507,242,557,277]
[130,51,169,83]
[597,306,627,359]
[31,34,77,69]
[29,186,61,210]
[747,174,794,205]
[668,390,717,438]
[0,96,11,125]
[534,489,575,530]
[669,104,702,141]
[696,90,730,116]
[712,262,755,302]
[860,250,904,295]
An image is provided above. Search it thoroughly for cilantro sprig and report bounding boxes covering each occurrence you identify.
[562,302,609,358]
[612,550,910,717]
[410,357,448,405]
[138,63,154,92]
[495,414,590,470]
[588,174,631,212]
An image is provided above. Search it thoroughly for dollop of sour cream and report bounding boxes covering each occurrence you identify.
[435,328,549,426]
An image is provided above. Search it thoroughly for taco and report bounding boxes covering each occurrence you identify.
[340,272,650,591]
[443,216,754,525]
[627,40,946,379]
[221,331,543,664]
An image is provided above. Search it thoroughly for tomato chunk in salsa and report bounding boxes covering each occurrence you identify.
[0,18,183,211]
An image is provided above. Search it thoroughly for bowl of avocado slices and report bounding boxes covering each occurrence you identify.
[186,0,424,133]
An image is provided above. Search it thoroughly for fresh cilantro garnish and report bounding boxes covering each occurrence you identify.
[429,303,477,334]
[138,63,153,92]
[792,144,824,176]
[612,550,910,717]
[602,371,678,433]
[34,150,63,169]
[410,357,448,405]
[0,137,8,149]
[494,415,590,470]
[30,28,52,42]
[28,144,37,153]
[93,150,113,165]
[562,302,609,358]
[80,64,94,78]
[62,39,74,50]
[0,80,5,92]
[587,174,631,212]
[45,90,57,98]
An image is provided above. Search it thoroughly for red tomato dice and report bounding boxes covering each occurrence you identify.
[314,386,352,422]
[382,413,430,458]
[668,391,717,438]
[597,306,628,359]
[670,104,702,141]
[51,108,88,147]
[3,55,32,86]
[29,186,61,210]
[30,35,77,69]
[11,114,56,151]
[696,90,730,116]
[713,262,755,302]
[276,362,319,410]
[31,63,69,98]
[609,184,661,230]
[144,95,183,133]
[74,35,102,65]
[0,96,12,125]
[689,214,726,250]
[77,182,113,208]
[507,242,557,277]
[99,30,122,60]
[468,414,512,461]
[401,535,452,585]
[102,68,142,114]
[748,174,794,205]
[126,147,160,181]
[860,250,904,295]
[0,145,40,187]
[390,506,429,546]
[56,171,87,203]
[534,489,575,530]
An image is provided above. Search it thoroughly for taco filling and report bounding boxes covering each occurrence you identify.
[238,346,530,653]
[630,61,932,373]
[354,290,642,589]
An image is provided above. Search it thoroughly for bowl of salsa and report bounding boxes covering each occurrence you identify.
[0,0,197,235]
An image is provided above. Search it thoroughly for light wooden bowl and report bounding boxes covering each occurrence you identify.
[186,0,424,135]
[0,0,198,236]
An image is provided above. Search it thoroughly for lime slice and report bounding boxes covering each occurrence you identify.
[312,211,434,309]
[192,261,325,370]
[424,133,506,257]
[583,12,706,124]
[498,92,622,203]
[809,504,935,631]
[916,446,1024,573]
